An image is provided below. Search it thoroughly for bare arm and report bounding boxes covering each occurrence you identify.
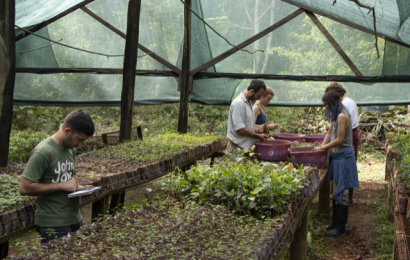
[19,177,78,196]
[321,122,332,145]
[237,128,268,141]
[313,115,349,151]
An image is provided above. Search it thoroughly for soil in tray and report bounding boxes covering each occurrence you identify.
[8,201,280,259]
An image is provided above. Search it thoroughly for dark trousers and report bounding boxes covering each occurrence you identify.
[35,220,83,243]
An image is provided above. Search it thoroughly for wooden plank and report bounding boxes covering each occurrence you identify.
[16,68,177,77]
[120,0,141,141]
[305,11,363,77]
[177,0,192,134]
[0,0,16,167]
[15,0,95,41]
[190,9,304,76]
[290,211,308,260]
[80,6,181,75]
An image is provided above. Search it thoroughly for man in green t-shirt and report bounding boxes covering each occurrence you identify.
[19,109,95,243]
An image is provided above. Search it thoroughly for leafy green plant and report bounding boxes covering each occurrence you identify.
[0,174,35,212]
[161,158,309,219]
[390,130,410,184]
[8,129,48,161]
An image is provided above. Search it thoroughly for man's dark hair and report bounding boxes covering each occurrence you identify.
[325,82,346,97]
[247,79,267,93]
[63,109,95,136]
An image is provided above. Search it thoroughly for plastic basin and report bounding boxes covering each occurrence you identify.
[288,146,327,168]
[304,134,326,144]
[273,133,305,143]
[254,140,292,162]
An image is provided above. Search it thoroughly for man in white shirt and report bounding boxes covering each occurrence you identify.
[325,82,359,205]
[227,79,268,153]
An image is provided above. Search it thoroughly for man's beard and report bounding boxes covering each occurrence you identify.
[249,93,257,102]
[63,134,74,149]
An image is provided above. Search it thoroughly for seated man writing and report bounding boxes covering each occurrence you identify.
[19,109,95,243]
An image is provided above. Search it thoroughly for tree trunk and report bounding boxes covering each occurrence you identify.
[253,0,260,72]
[120,0,142,141]
[0,0,16,167]
[261,0,276,74]
[177,0,191,134]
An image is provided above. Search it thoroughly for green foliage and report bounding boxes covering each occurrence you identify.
[161,158,308,219]
[373,200,394,259]
[85,132,219,164]
[8,129,48,161]
[0,174,35,212]
[390,130,410,184]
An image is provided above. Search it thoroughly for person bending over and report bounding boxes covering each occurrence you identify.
[19,109,95,243]
[324,82,359,205]
[312,90,359,237]
[227,79,268,153]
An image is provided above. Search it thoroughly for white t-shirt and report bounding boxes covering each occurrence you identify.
[342,97,359,129]
[227,93,257,150]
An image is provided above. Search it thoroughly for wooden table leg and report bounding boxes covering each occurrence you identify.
[290,211,308,260]
[318,179,330,217]
[210,153,216,168]
[137,125,143,140]
[109,192,126,215]
[91,195,109,222]
[0,241,9,260]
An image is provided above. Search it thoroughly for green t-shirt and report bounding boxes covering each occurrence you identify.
[22,137,81,227]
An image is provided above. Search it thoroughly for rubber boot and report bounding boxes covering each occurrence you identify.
[325,204,348,237]
[326,200,337,230]
[348,188,353,205]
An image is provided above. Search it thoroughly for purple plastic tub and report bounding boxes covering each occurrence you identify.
[273,133,305,143]
[254,140,292,162]
[288,146,328,168]
[304,134,326,144]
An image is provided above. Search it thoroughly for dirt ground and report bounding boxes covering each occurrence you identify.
[308,181,388,260]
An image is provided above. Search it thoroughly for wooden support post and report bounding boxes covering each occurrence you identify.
[120,0,142,141]
[136,125,143,140]
[177,0,192,134]
[91,195,109,222]
[0,241,9,260]
[388,175,394,222]
[109,192,126,215]
[318,179,330,217]
[0,0,16,167]
[305,11,363,77]
[290,211,309,260]
[210,153,216,168]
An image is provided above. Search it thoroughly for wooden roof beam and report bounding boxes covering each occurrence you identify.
[15,0,96,41]
[306,11,363,77]
[190,8,305,76]
[80,6,181,75]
